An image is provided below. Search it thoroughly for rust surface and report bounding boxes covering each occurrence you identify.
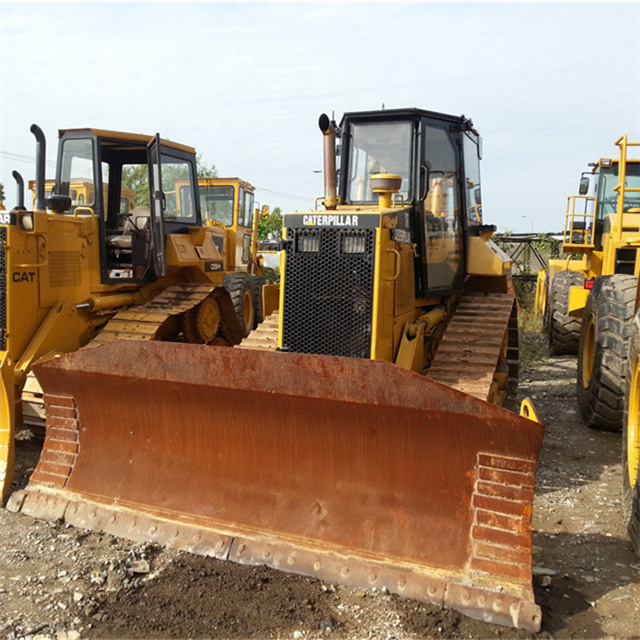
[10,341,545,631]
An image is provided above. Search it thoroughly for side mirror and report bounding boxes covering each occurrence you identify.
[261,204,270,220]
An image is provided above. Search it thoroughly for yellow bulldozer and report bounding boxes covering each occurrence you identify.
[0,123,276,493]
[535,137,640,431]
[26,173,272,333]
[6,110,544,631]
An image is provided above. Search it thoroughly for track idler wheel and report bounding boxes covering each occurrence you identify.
[182,296,221,344]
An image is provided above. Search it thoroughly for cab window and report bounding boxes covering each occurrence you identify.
[463,131,482,225]
[596,164,640,219]
[160,155,196,223]
[245,190,254,228]
[422,125,463,291]
[346,122,412,203]
[59,138,95,208]
[200,185,234,226]
[238,187,245,226]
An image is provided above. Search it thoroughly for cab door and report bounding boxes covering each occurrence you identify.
[147,134,167,278]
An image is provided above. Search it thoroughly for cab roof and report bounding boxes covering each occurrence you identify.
[339,108,475,131]
[58,128,196,154]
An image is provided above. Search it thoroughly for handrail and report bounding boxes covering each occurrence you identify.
[614,135,640,242]
[563,194,596,249]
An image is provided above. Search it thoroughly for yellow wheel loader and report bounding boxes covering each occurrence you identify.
[8,110,544,631]
[535,137,640,431]
[0,124,274,495]
[623,302,640,557]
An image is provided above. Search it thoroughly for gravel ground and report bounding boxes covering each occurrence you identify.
[0,332,638,640]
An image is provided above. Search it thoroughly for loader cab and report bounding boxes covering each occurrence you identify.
[54,129,201,283]
[595,159,640,220]
[198,178,255,269]
[338,108,483,297]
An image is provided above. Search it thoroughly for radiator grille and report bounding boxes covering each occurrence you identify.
[0,227,6,350]
[282,228,375,358]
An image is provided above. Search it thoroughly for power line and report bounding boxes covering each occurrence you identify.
[254,186,314,204]
[0,151,317,206]
[0,150,57,170]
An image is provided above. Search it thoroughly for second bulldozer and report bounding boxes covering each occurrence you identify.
[0,124,274,496]
[8,109,544,631]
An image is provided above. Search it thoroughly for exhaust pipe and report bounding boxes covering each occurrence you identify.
[318,114,338,210]
[30,124,46,212]
[11,171,25,211]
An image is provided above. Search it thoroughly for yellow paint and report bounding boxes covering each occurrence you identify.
[568,285,590,316]
[467,236,512,276]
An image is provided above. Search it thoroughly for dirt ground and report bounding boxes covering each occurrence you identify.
[1,332,639,640]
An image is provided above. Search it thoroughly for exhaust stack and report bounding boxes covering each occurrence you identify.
[318,114,338,210]
[11,171,25,211]
[30,125,46,212]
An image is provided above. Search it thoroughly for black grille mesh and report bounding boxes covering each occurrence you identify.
[282,228,375,358]
[0,227,6,351]
[615,247,637,275]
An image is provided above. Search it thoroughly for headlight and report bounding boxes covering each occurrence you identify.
[19,213,34,231]
[341,232,366,253]
[298,233,320,252]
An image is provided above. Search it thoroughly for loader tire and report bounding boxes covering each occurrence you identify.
[548,270,583,355]
[249,276,265,329]
[623,315,640,556]
[223,273,255,338]
[577,274,637,431]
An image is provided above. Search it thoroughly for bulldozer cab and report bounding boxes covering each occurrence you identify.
[52,129,201,283]
[338,109,485,298]
[197,178,256,270]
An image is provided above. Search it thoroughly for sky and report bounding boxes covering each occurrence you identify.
[0,1,638,233]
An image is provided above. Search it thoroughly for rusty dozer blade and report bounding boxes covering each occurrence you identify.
[7,342,544,631]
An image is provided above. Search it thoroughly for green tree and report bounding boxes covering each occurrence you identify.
[258,207,283,240]
[122,164,150,207]
[197,155,217,178]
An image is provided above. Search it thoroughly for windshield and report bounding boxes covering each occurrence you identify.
[596,163,640,219]
[200,185,234,226]
[346,122,412,203]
